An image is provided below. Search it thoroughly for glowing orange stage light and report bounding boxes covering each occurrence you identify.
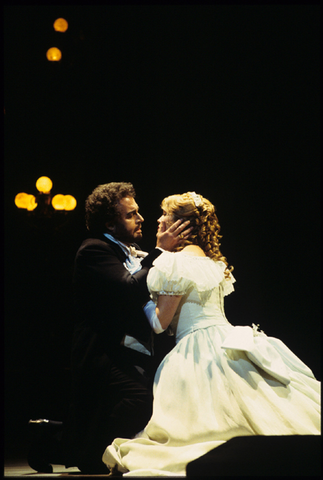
[36,176,53,194]
[64,195,77,211]
[15,193,38,210]
[46,47,62,62]
[15,193,30,209]
[53,18,68,32]
[52,194,66,210]
[26,195,38,211]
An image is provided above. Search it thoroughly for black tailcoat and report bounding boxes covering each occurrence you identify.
[64,235,162,469]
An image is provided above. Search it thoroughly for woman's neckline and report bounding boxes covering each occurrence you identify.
[178,251,210,259]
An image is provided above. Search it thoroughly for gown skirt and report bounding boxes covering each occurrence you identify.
[103,322,320,476]
[103,252,320,476]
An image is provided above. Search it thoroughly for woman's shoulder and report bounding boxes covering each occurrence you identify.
[156,249,224,265]
[153,250,228,284]
[181,245,207,257]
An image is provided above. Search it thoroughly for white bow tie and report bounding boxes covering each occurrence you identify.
[129,246,148,258]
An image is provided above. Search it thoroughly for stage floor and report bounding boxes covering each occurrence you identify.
[4,459,82,477]
[4,435,320,477]
[3,444,113,478]
[4,436,117,478]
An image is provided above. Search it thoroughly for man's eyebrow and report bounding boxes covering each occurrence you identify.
[126,208,138,216]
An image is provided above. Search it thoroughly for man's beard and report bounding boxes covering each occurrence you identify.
[114,224,142,245]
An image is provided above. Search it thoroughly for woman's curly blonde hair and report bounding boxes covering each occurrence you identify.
[161,192,233,279]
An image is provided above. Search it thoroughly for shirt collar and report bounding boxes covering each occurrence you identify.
[103,233,132,257]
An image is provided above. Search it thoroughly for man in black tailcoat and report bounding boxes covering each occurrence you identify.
[28,182,190,474]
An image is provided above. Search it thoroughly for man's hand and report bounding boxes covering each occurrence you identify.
[156,219,192,251]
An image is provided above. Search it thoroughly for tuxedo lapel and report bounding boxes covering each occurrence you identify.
[100,235,128,262]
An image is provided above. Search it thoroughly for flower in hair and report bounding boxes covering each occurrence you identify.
[188,191,203,207]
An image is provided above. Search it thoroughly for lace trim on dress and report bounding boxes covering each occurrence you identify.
[155,290,187,296]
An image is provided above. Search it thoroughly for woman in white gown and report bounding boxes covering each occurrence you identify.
[103,192,320,476]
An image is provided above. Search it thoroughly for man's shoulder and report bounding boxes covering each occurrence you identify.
[81,236,110,246]
[78,235,110,248]
[77,236,122,257]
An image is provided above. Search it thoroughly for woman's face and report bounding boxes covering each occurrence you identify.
[157,209,174,231]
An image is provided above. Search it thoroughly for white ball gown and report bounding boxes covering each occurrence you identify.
[103,251,321,476]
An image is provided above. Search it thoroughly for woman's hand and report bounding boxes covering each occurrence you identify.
[156,219,192,251]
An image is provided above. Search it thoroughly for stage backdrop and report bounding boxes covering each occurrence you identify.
[4,5,320,455]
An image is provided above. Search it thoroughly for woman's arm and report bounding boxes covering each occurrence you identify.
[143,295,182,333]
[156,295,182,330]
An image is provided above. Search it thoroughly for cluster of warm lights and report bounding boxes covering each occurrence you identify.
[52,194,77,211]
[14,193,38,211]
[15,176,77,212]
[46,18,68,62]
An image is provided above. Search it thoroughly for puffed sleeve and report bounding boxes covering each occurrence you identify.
[147,252,192,301]
[147,251,236,303]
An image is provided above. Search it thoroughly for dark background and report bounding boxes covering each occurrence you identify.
[4,5,320,457]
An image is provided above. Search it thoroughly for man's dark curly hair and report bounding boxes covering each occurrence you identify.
[85,182,136,234]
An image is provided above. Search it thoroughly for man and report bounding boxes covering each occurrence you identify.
[28,182,190,474]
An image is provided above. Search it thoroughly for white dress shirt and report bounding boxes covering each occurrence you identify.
[103,233,152,355]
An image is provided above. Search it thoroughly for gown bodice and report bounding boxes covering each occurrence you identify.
[147,251,235,342]
[169,285,232,342]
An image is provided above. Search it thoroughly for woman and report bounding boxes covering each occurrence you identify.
[103,192,320,476]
